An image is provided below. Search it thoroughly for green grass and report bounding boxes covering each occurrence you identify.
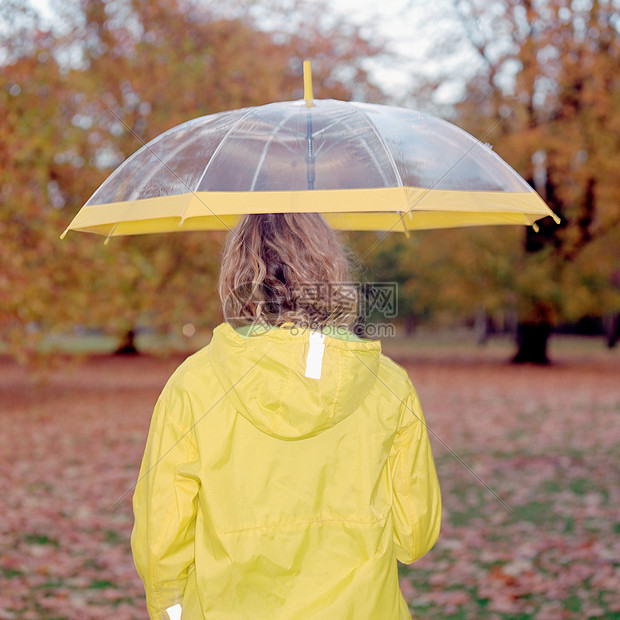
[104,529,124,544]
[89,580,116,589]
[35,330,207,355]
[23,533,59,547]
[382,330,620,364]
[5,326,618,359]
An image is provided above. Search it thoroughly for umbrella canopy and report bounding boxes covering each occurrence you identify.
[62,64,559,241]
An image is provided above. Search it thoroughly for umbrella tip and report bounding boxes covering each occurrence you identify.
[60,229,68,240]
[303,60,314,108]
[104,223,118,245]
[399,212,411,237]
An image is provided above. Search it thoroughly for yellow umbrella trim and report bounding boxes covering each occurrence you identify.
[62,186,560,238]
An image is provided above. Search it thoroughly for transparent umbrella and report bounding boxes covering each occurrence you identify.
[62,62,559,242]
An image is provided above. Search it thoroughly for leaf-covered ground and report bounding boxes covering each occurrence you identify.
[1,346,619,619]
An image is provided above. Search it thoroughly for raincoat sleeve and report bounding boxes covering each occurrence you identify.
[131,385,200,620]
[389,386,441,564]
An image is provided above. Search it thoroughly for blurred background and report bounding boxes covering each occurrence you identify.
[1,0,619,362]
[1,1,620,618]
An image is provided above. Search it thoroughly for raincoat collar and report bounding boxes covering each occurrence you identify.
[209,322,381,440]
[233,322,366,342]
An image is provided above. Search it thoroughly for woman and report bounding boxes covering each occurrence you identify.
[131,213,441,619]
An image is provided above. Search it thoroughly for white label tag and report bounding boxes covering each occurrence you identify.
[166,604,182,620]
[305,332,326,380]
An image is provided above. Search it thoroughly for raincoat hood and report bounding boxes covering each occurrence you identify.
[209,322,381,440]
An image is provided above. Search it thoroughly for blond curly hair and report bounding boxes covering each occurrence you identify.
[218,213,356,329]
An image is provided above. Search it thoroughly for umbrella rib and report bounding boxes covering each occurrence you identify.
[195,108,256,191]
[94,102,243,236]
[249,111,297,191]
[309,117,343,138]
[351,105,404,187]
[305,110,399,188]
[123,124,212,201]
[352,104,519,269]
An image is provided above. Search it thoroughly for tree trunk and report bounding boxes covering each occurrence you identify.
[475,308,489,345]
[605,313,619,349]
[512,322,551,364]
[114,328,139,355]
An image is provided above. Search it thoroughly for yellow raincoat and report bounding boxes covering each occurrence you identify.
[131,322,441,619]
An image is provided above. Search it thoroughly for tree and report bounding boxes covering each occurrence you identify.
[434,0,620,362]
[1,0,384,358]
[0,8,95,359]
[348,230,473,335]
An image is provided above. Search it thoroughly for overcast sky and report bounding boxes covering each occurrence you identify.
[34,0,478,107]
[326,0,480,107]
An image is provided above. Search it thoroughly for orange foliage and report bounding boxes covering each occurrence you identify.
[452,0,620,325]
[0,0,383,358]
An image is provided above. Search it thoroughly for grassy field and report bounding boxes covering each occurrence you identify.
[1,336,619,619]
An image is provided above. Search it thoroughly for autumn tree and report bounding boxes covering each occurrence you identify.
[0,3,100,359]
[1,0,384,357]
[429,0,620,362]
[348,229,475,335]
